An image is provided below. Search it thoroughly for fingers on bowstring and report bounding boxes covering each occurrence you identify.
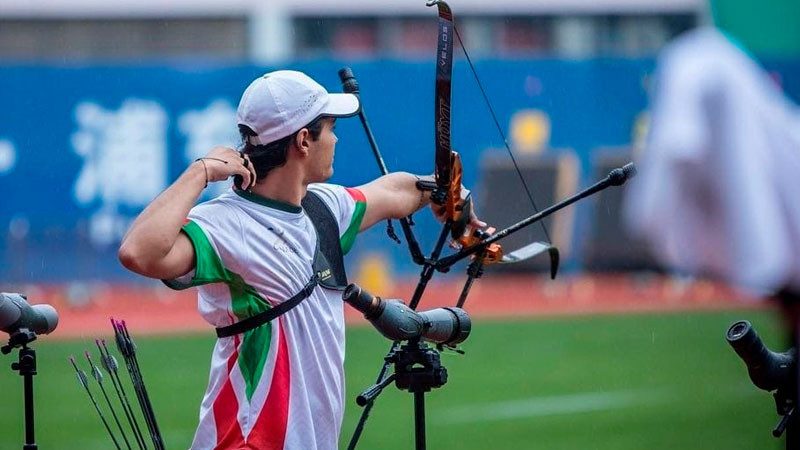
[238,165,253,190]
[234,150,255,189]
[243,155,257,188]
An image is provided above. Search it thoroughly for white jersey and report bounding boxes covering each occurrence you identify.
[164,184,366,450]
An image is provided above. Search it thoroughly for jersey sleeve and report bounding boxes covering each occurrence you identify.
[307,183,366,255]
[162,201,248,290]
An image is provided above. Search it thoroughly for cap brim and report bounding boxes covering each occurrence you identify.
[321,93,361,118]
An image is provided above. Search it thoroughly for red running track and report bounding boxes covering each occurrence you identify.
[10,274,767,340]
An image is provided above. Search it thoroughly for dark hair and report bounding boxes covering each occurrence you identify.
[239,116,327,181]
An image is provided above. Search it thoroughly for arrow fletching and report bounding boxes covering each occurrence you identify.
[97,340,114,373]
[92,365,104,383]
[100,339,121,372]
[121,320,137,354]
[112,319,131,358]
[70,356,89,389]
[86,350,104,384]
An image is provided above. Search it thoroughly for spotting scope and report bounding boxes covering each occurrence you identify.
[343,284,470,346]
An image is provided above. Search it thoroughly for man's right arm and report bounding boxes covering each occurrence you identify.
[118,146,255,280]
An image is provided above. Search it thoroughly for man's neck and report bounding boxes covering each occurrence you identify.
[248,165,307,207]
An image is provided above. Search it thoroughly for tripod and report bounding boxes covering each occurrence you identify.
[769,388,796,447]
[727,293,800,449]
[355,339,448,450]
[2,329,40,450]
[780,290,800,449]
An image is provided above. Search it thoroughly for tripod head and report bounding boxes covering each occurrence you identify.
[2,329,37,355]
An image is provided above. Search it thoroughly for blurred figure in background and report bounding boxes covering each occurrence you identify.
[625,0,800,296]
[625,0,800,441]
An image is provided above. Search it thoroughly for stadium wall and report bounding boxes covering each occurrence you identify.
[1,58,798,283]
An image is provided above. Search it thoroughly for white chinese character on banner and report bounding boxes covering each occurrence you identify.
[0,138,16,174]
[71,99,168,246]
[179,99,240,198]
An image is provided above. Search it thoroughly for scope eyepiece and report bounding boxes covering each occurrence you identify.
[726,320,796,392]
[342,284,384,320]
[726,320,750,341]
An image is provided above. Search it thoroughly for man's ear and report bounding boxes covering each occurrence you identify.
[294,128,311,157]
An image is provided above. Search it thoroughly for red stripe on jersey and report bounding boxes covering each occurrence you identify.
[344,187,366,203]
[247,319,291,449]
[213,335,245,449]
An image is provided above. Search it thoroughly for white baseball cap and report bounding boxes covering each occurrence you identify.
[237,70,361,146]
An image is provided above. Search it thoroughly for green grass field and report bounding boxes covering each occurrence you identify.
[0,309,786,449]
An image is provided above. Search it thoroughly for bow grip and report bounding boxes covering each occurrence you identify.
[450,191,472,240]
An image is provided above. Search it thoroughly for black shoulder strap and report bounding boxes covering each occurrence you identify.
[302,190,348,289]
[215,277,318,338]
[214,189,349,338]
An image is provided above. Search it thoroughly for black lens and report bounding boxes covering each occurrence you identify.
[727,320,750,341]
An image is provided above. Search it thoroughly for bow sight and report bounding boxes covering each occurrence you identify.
[339,3,638,448]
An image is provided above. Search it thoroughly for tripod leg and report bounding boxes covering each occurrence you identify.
[790,313,800,449]
[19,347,37,450]
[348,399,375,450]
[348,353,397,450]
[23,370,36,450]
[414,391,426,450]
[783,293,800,450]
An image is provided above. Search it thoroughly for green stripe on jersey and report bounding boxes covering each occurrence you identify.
[340,200,366,255]
[162,221,227,289]
[163,220,273,401]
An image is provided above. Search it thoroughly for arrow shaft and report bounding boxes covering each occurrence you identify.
[72,361,122,450]
[97,380,134,450]
[97,340,147,450]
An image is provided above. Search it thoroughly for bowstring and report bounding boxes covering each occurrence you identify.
[452,24,553,245]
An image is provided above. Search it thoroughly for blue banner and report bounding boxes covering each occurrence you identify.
[0,59,796,282]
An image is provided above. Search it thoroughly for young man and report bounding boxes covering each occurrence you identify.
[118,70,483,450]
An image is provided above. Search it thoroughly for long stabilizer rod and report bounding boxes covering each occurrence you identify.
[436,163,637,270]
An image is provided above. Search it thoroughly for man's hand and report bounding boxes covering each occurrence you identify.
[200,146,258,189]
[358,173,487,233]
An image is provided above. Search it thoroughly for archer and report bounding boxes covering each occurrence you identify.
[117,70,484,450]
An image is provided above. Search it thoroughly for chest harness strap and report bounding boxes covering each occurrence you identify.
[215,190,348,338]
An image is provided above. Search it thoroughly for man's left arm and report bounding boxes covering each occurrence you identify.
[357,172,485,231]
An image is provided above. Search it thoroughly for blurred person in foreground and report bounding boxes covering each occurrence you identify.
[624,0,800,438]
[118,70,483,449]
